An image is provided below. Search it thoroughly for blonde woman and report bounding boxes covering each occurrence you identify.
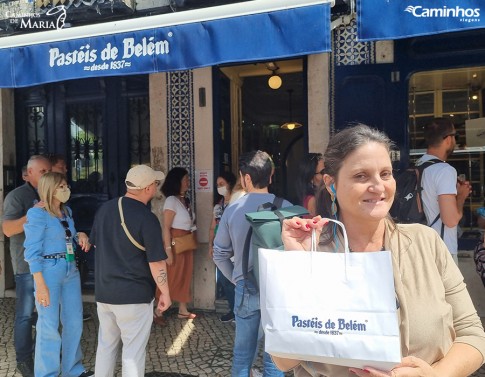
[24,172,93,377]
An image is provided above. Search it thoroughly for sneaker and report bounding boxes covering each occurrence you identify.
[78,371,94,377]
[16,359,34,377]
[83,313,93,321]
[219,311,235,323]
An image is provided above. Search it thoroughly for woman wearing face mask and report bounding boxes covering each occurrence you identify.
[208,171,237,322]
[24,172,93,377]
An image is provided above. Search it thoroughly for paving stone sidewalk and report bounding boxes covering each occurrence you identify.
[0,298,239,377]
[2,297,485,377]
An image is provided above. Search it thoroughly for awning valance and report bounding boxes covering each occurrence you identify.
[0,0,331,88]
[357,0,485,41]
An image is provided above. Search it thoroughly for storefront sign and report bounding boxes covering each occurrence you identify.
[0,2,331,87]
[358,0,485,41]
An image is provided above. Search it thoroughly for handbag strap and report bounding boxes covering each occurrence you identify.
[118,197,146,251]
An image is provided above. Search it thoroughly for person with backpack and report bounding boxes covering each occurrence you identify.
[212,150,290,377]
[416,118,471,264]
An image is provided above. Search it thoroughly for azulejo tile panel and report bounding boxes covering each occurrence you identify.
[167,70,195,204]
[333,18,375,66]
[330,18,376,131]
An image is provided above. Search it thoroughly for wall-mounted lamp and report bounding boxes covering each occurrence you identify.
[266,62,282,90]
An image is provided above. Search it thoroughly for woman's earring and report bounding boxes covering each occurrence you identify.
[330,184,337,218]
[330,192,337,218]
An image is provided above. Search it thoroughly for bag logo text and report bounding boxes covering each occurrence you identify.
[291,315,367,335]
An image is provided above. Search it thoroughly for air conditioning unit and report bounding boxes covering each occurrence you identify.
[465,118,485,148]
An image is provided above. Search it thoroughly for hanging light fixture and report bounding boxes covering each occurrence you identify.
[266,62,282,90]
[281,89,302,130]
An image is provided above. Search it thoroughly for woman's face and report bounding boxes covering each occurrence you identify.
[216,177,228,189]
[312,159,325,188]
[216,177,230,197]
[180,174,190,193]
[53,180,70,204]
[330,142,395,223]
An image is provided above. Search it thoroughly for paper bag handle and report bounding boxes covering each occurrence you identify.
[310,219,350,279]
[310,218,349,253]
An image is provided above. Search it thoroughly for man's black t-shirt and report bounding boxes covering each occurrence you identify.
[90,196,166,304]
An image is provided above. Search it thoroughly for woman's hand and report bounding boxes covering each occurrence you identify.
[35,283,50,307]
[165,250,174,266]
[281,216,329,251]
[349,356,438,377]
[77,232,91,252]
[208,244,214,259]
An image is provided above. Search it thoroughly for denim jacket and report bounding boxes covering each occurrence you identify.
[24,207,77,273]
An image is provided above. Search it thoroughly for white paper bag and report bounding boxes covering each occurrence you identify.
[259,220,401,371]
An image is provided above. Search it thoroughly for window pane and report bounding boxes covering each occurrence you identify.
[68,102,104,194]
[443,90,479,113]
[409,93,434,115]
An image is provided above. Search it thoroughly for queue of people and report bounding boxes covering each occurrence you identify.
[2,118,485,377]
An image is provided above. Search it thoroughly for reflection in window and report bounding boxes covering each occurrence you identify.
[68,103,104,194]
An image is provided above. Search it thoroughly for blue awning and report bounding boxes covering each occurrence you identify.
[357,0,485,41]
[0,1,331,88]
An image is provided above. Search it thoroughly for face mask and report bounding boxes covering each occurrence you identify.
[217,186,228,197]
[54,188,71,203]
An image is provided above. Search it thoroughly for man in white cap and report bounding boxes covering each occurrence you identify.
[90,165,171,377]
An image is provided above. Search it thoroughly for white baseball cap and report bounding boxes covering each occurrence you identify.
[125,165,165,189]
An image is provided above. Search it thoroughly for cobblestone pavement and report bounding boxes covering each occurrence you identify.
[0,298,243,377]
[2,296,485,377]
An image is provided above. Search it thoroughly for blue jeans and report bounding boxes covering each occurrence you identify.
[232,279,283,377]
[34,259,85,377]
[217,268,235,313]
[14,273,35,363]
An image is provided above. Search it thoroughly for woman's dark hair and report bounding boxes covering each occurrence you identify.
[214,171,237,205]
[161,167,189,197]
[316,124,395,241]
[218,171,237,193]
[295,153,323,205]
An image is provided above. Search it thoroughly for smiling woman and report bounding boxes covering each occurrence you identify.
[276,124,485,377]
